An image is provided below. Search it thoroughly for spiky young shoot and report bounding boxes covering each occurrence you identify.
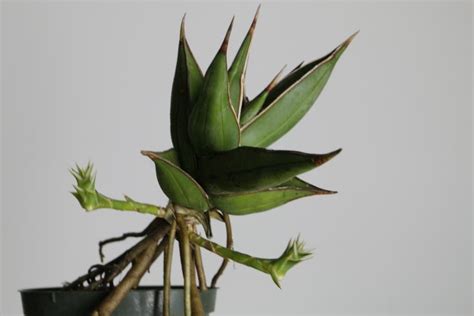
[71,164,167,218]
[190,233,312,288]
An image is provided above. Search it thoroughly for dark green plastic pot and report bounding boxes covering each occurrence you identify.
[20,286,217,316]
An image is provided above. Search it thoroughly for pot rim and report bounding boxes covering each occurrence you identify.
[19,286,219,294]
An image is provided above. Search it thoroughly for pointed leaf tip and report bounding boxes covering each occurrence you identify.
[179,14,187,40]
[290,61,305,73]
[320,189,337,195]
[250,4,261,33]
[348,30,360,42]
[141,150,159,160]
[339,30,359,50]
[266,65,287,91]
[312,148,342,166]
[310,186,338,195]
[220,16,235,53]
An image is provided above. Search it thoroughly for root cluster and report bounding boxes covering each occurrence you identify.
[65,212,233,316]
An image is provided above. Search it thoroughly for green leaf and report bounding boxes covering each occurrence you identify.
[240,66,285,125]
[170,16,204,175]
[211,177,335,215]
[199,146,341,193]
[141,150,211,211]
[228,6,260,118]
[240,32,358,147]
[188,18,240,154]
[282,176,326,189]
[158,148,179,166]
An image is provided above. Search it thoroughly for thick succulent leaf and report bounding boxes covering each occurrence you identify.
[190,232,312,288]
[170,17,203,175]
[141,150,211,211]
[158,148,179,165]
[240,66,285,125]
[228,6,259,118]
[188,19,240,154]
[211,177,335,215]
[240,32,358,147]
[281,176,333,190]
[199,146,341,193]
[240,90,267,125]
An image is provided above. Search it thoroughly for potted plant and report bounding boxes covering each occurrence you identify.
[20,7,356,316]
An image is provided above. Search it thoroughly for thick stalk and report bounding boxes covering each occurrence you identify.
[163,221,177,316]
[190,232,271,275]
[211,213,233,287]
[99,195,167,216]
[176,214,192,316]
[192,224,208,290]
[91,239,166,316]
[190,252,205,316]
[101,219,170,285]
[194,245,207,290]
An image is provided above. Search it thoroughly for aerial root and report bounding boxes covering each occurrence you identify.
[65,218,170,291]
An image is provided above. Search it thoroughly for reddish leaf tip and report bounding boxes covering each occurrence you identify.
[342,30,359,48]
[311,187,338,195]
[312,148,342,166]
[180,14,187,40]
[220,16,235,53]
[250,4,261,33]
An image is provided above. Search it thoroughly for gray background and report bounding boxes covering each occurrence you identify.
[1,1,472,315]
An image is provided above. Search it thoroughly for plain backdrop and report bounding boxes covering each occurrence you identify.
[1,1,472,315]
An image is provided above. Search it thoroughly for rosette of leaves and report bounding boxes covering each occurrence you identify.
[70,7,356,316]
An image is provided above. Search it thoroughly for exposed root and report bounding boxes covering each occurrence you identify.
[193,225,208,290]
[163,221,177,316]
[65,208,215,316]
[66,218,170,290]
[98,218,159,262]
[91,238,167,316]
[190,253,205,316]
[176,214,192,316]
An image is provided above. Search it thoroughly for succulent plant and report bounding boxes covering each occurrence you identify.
[69,7,356,316]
